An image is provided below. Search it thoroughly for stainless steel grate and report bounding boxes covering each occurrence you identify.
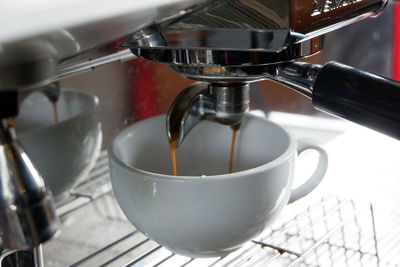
[0,152,384,266]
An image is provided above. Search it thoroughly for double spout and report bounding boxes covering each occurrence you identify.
[167,83,249,147]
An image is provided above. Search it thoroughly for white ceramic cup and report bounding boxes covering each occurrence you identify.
[109,114,328,258]
[15,89,102,202]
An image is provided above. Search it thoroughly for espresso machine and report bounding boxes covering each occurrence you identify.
[122,0,398,146]
[0,0,397,265]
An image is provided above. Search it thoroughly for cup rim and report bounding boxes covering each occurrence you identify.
[108,113,297,182]
[17,88,99,134]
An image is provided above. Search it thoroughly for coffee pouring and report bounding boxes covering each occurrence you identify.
[167,82,249,147]
[109,114,329,257]
[0,0,397,263]
[109,1,396,257]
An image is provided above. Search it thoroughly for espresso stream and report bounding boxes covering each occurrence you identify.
[51,101,59,124]
[228,128,238,173]
[169,128,239,176]
[169,139,178,176]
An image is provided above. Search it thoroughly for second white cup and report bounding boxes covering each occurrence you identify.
[15,89,102,202]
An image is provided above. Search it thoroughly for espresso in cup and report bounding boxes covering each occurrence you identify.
[109,114,327,257]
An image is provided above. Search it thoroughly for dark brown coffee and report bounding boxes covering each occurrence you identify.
[51,101,59,124]
[169,139,178,176]
[169,127,240,176]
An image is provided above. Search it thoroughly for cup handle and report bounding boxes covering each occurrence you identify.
[288,138,328,203]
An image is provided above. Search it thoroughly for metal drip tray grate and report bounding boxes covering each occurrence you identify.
[0,152,383,266]
[76,196,378,267]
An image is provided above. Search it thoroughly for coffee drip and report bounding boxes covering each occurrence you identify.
[166,83,248,176]
[169,139,178,176]
[169,126,240,176]
[228,128,239,174]
[19,83,61,125]
[51,101,59,124]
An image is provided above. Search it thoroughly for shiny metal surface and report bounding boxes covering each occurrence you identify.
[274,62,322,98]
[0,0,213,89]
[167,82,249,146]
[56,50,135,80]
[170,61,321,96]
[166,60,348,140]
[0,119,59,250]
[0,40,57,89]
[130,35,324,66]
[0,0,212,54]
[128,0,389,143]
[0,0,389,89]
[128,0,387,50]
[127,0,387,67]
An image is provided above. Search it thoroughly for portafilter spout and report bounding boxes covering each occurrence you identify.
[0,90,59,250]
[167,82,249,147]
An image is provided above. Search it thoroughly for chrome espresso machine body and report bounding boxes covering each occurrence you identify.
[0,0,397,263]
[122,0,398,145]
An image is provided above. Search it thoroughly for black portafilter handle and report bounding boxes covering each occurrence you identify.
[311,62,400,140]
